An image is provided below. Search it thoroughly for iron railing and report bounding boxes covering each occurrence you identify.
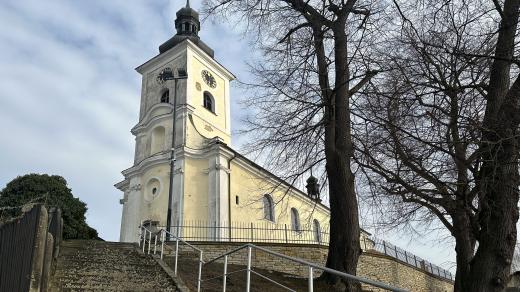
[153,221,453,281]
[370,238,454,281]
[202,243,408,292]
[139,225,205,292]
[159,221,330,245]
[138,225,409,292]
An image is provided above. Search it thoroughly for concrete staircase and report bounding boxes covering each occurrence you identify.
[49,240,180,291]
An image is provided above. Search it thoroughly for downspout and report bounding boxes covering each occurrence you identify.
[166,78,178,237]
[227,152,236,241]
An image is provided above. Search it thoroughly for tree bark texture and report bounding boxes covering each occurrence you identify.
[319,16,362,291]
[467,0,520,290]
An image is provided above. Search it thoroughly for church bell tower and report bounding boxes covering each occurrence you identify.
[116,1,235,242]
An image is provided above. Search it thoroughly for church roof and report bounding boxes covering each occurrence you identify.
[159,35,214,57]
[213,141,372,236]
[176,0,199,19]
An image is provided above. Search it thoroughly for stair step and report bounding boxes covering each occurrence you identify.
[49,240,178,291]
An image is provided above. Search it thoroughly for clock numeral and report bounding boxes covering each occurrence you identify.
[202,70,217,88]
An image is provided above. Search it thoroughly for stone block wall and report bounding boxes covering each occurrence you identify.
[358,252,453,292]
[168,242,453,292]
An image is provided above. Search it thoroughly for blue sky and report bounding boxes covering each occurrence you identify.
[0,0,455,271]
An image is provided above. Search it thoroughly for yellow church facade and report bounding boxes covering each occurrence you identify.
[115,3,361,245]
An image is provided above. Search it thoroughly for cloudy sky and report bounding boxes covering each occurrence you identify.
[0,0,455,272]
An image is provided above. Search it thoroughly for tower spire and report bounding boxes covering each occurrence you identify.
[159,1,215,57]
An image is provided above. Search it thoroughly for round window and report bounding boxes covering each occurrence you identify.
[144,178,161,202]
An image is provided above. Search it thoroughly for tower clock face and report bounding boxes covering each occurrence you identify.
[201,70,217,88]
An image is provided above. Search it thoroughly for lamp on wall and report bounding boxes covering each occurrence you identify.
[158,67,188,239]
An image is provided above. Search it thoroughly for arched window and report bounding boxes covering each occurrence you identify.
[263,194,274,221]
[203,91,214,113]
[291,208,301,232]
[313,219,321,243]
[160,90,169,103]
[150,126,165,154]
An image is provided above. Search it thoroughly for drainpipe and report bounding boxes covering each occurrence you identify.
[166,78,178,238]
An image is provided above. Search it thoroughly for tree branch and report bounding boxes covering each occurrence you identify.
[278,23,312,44]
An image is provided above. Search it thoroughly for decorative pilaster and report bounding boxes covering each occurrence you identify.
[121,181,142,242]
[207,149,231,240]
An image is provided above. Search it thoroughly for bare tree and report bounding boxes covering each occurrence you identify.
[204,0,382,289]
[355,0,520,291]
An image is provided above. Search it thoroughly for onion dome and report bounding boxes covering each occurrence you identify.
[159,0,214,57]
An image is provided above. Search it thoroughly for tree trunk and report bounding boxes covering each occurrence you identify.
[452,213,475,292]
[467,94,520,290]
[320,17,362,292]
[466,1,520,290]
[466,139,519,291]
[324,154,361,291]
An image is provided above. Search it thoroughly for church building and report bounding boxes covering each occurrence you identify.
[116,2,342,244]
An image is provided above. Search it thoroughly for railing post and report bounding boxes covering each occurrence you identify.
[174,236,179,275]
[160,229,165,260]
[246,246,252,292]
[223,255,228,292]
[214,220,217,241]
[308,266,314,292]
[250,222,254,242]
[142,230,146,252]
[197,251,203,292]
[284,224,288,243]
[154,234,158,254]
[148,230,152,254]
[138,227,142,247]
[228,221,232,242]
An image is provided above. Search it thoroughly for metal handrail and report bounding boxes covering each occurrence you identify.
[155,222,452,281]
[160,228,204,292]
[137,226,204,292]
[138,226,408,292]
[202,243,409,292]
[138,225,157,254]
[162,229,203,253]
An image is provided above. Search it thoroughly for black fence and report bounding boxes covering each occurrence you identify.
[160,221,330,245]
[368,238,454,281]
[0,204,63,292]
[156,220,454,282]
[0,205,42,292]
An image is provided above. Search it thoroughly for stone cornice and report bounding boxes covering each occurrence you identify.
[122,152,170,178]
[135,44,185,75]
[135,39,235,82]
[114,178,130,192]
[131,103,173,135]
[132,104,195,135]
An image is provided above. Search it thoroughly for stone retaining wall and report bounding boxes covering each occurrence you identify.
[167,242,453,292]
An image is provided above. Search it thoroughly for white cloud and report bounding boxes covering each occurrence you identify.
[0,0,456,272]
[0,0,253,242]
